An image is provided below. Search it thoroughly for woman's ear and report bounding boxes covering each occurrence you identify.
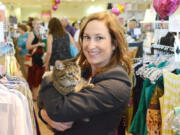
[112,40,117,51]
[112,45,116,51]
[55,60,64,70]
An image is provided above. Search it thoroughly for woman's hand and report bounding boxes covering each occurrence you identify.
[44,64,49,71]
[41,109,74,131]
[38,42,45,47]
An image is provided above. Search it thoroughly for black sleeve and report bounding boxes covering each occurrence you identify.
[39,77,131,122]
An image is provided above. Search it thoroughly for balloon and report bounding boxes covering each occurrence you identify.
[52,5,58,11]
[153,0,180,19]
[117,4,124,14]
[55,0,60,4]
[111,7,120,16]
[52,0,55,6]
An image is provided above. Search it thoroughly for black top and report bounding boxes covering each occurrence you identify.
[32,31,39,45]
[31,32,44,66]
[38,65,131,135]
[49,33,72,66]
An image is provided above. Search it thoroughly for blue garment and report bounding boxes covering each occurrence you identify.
[70,45,78,57]
[17,32,29,55]
[128,29,137,39]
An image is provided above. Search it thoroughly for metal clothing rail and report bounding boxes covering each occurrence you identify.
[151,44,174,54]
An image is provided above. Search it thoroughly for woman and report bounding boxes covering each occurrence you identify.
[44,17,76,71]
[38,12,132,135]
[26,18,45,100]
[16,24,29,78]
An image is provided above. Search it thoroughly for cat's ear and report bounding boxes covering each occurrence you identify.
[55,60,65,70]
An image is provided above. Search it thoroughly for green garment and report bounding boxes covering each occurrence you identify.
[174,69,180,135]
[129,61,167,135]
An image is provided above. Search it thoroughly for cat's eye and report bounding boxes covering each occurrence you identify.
[68,72,73,75]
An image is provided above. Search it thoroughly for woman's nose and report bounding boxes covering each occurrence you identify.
[87,39,96,49]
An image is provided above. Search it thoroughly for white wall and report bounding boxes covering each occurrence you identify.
[20,2,106,22]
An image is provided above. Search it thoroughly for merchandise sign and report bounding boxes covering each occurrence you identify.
[169,15,180,32]
[41,10,51,22]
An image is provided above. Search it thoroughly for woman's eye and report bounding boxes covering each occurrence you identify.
[95,36,104,41]
[83,35,90,40]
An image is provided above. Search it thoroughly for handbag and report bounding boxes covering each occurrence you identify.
[24,54,32,67]
[24,48,37,67]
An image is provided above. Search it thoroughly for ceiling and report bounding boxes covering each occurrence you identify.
[0,0,152,8]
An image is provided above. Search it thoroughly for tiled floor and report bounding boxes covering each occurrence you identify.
[34,101,53,135]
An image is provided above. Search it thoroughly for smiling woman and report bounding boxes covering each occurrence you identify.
[38,11,132,135]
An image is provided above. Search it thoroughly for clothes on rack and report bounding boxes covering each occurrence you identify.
[146,86,163,135]
[0,74,40,135]
[0,84,33,135]
[128,55,180,135]
[0,45,40,135]
[0,42,14,57]
[160,70,180,135]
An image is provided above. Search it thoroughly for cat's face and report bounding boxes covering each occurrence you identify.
[54,59,81,87]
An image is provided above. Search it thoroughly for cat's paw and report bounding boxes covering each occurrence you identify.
[43,71,52,78]
[87,83,94,88]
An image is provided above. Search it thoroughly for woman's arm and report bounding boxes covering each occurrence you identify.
[26,32,45,50]
[44,34,53,71]
[68,33,76,47]
[68,33,79,57]
[38,68,131,122]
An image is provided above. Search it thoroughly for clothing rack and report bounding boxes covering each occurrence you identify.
[133,54,176,84]
[151,44,174,55]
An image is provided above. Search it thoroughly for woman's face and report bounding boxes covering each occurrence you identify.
[17,27,24,35]
[33,21,41,31]
[82,20,115,69]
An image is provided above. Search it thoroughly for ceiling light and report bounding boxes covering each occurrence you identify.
[87,6,104,14]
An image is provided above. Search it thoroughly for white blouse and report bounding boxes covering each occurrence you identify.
[0,84,33,135]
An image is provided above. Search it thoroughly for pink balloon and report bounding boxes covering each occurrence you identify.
[55,0,60,4]
[52,5,58,11]
[153,0,180,19]
[111,7,120,16]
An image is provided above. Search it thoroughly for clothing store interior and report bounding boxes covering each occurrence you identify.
[1,0,180,134]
